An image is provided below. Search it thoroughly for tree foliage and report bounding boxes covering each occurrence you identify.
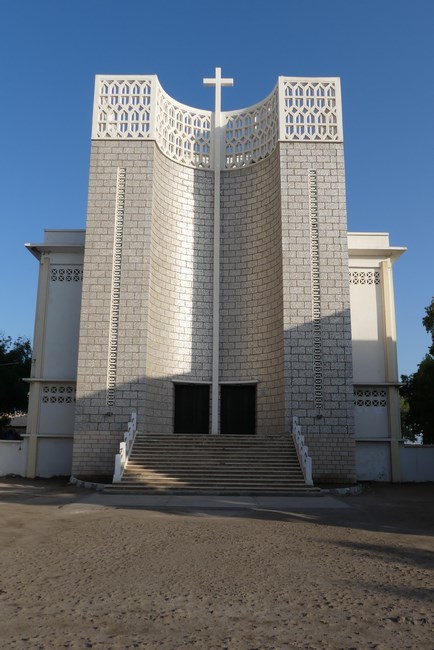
[400,298,434,444]
[422,298,434,357]
[0,335,32,428]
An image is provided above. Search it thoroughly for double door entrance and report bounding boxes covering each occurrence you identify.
[174,383,256,435]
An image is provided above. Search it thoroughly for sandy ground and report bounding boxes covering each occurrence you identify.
[0,481,433,650]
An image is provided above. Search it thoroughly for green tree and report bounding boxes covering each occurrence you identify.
[422,297,434,357]
[0,335,32,429]
[400,297,434,444]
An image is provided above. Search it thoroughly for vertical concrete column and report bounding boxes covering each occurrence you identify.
[26,253,50,478]
[381,258,401,481]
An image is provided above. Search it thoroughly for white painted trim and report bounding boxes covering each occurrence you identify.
[20,434,74,439]
[348,248,406,260]
[335,77,344,141]
[172,380,212,385]
[353,381,401,387]
[219,380,259,385]
[91,76,101,139]
[23,378,77,383]
[354,437,395,442]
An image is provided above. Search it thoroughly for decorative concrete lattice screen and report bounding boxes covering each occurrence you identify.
[349,270,381,285]
[93,77,154,139]
[50,266,83,282]
[156,85,211,169]
[92,75,343,169]
[279,79,342,142]
[354,388,387,408]
[224,87,279,169]
[41,384,76,404]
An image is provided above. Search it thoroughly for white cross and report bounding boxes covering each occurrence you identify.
[203,68,233,434]
[203,67,234,117]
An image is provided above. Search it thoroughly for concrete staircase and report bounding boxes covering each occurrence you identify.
[104,433,320,495]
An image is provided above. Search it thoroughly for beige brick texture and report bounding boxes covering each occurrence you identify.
[280,142,356,482]
[72,138,356,483]
[220,150,285,434]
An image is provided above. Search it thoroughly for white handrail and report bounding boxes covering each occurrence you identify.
[113,412,137,482]
[292,416,313,486]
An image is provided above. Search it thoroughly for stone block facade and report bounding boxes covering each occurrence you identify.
[73,141,155,475]
[280,142,355,482]
[144,149,214,431]
[71,74,356,483]
[72,137,355,482]
[220,150,285,434]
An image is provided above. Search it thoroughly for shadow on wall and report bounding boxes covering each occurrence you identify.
[71,310,361,483]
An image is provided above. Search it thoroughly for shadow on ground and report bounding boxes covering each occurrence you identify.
[1,477,434,539]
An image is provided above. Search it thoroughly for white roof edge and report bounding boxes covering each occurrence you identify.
[25,242,85,261]
[348,232,390,236]
[348,246,407,261]
[44,229,86,233]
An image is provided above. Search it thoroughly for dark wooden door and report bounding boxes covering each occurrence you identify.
[220,384,256,435]
[174,384,210,434]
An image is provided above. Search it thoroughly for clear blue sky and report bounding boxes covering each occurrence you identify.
[1,0,433,376]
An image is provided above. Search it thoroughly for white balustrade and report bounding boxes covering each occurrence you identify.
[113,411,137,483]
[292,416,313,486]
[92,75,343,169]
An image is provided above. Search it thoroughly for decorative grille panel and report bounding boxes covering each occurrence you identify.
[41,384,76,404]
[309,169,323,412]
[280,79,342,141]
[354,388,387,408]
[107,168,126,407]
[50,266,83,282]
[223,87,279,169]
[156,84,211,169]
[93,77,154,139]
[350,270,381,285]
[92,75,343,167]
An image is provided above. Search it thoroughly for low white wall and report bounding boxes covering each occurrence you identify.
[36,436,73,477]
[400,444,434,482]
[355,441,391,481]
[0,436,73,478]
[0,439,28,477]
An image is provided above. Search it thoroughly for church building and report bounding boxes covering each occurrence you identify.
[23,70,405,488]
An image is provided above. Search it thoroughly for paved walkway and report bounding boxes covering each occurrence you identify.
[2,479,434,534]
[72,492,350,510]
[0,477,350,510]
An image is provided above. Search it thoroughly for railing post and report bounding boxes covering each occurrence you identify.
[112,412,137,483]
[292,416,313,486]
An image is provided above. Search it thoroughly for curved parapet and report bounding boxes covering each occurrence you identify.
[91,74,343,169]
[155,81,212,169]
[223,85,279,169]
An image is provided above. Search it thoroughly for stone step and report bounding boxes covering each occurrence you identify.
[109,431,315,495]
[129,443,296,455]
[124,469,302,482]
[132,438,295,443]
[126,468,302,475]
[134,442,296,455]
[104,486,320,496]
[131,450,296,456]
[129,458,300,465]
[132,436,294,445]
